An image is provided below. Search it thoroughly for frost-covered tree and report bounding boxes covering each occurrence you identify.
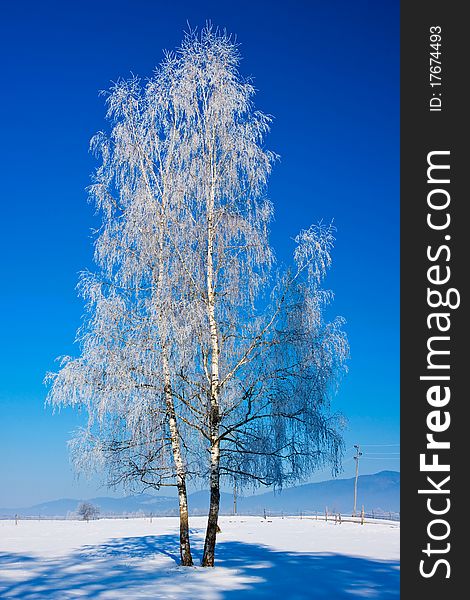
[46,59,200,566]
[143,27,349,566]
[46,24,348,569]
[77,501,100,521]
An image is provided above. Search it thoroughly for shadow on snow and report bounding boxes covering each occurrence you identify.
[0,532,399,599]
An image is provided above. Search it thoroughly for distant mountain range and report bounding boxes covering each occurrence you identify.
[0,471,399,518]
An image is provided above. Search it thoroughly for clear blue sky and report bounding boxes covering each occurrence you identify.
[0,0,399,507]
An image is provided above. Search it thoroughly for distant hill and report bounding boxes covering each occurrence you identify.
[0,494,180,519]
[0,471,399,518]
[238,470,400,515]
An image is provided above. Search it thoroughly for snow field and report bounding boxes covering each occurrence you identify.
[0,516,399,599]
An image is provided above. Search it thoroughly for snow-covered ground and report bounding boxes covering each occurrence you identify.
[0,516,399,599]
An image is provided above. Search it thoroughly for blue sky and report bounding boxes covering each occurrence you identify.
[0,0,399,507]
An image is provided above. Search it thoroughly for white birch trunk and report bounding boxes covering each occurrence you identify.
[163,354,193,566]
[156,199,193,567]
[202,156,222,567]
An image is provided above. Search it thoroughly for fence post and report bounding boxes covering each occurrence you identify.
[325,507,328,522]
[339,513,342,524]
[15,514,18,526]
[361,505,365,525]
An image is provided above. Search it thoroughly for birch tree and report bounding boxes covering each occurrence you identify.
[46,67,199,566]
[156,28,349,566]
[46,24,348,569]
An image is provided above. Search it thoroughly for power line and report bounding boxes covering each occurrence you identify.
[361,444,400,447]
[362,456,400,460]
[366,452,400,455]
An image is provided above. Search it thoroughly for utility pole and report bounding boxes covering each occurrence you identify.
[353,444,363,517]
[233,480,237,516]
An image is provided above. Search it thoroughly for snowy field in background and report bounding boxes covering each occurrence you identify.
[0,516,399,599]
